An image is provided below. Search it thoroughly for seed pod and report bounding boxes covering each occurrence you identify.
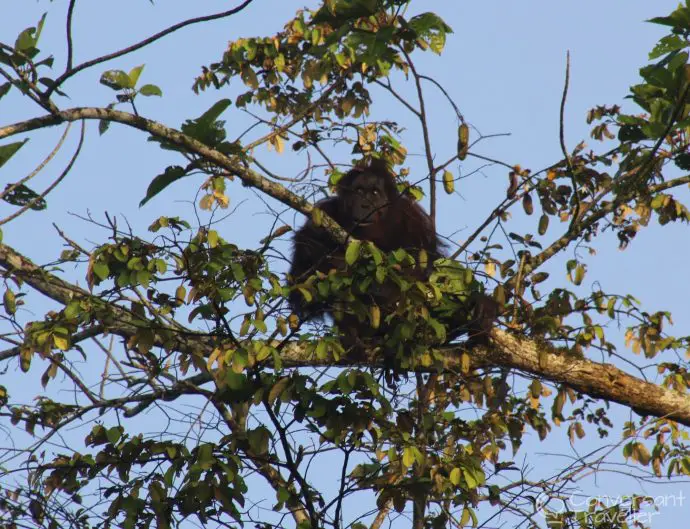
[531,272,549,284]
[538,214,549,235]
[457,123,470,160]
[494,284,507,306]
[522,193,534,215]
[442,170,454,194]
[507,171,518,199]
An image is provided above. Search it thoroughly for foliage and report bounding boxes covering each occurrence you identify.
[0,1,690,529]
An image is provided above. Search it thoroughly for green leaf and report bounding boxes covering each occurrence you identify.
[106,426,122,444]
[98,119,111,135]
[2,183,46,210]
[34,13,47,44]
[675,152,690,170]
[427,318,446,341]
[176,99,232,147]
[365,241,383,265]
[247,426,270,455]
[140,166,187,206]
[93,261,109,281]
[128,64,145,87]
[207,229,219,248]
[0,83,11,100]
[463,468,478,489]
[136,270,151,287]
[98,103,116,136]
[100,69,131,90]
[240,66,259,89]
[53,333,69,351]
[198,99,232,124]
[268,377,290,405]
[139,84,162,97]
[0,140,28,169]
[15,27,37,52]
[538,214,549,235]
[649,35,688,60]
[408,12,453,54]
[345,240,361,265]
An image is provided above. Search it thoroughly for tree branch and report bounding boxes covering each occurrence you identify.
[1,242,689,427]
[46,0,256,97]
[0,106,349,242]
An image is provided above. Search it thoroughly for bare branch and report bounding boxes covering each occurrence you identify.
[65,0,77,71]
[0,122,71,203]
[46,0,256,97]
[0,120,85,226]
[558,51,581,233]
[0,106,349,242]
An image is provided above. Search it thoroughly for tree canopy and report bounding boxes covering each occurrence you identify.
[1,1,690,528]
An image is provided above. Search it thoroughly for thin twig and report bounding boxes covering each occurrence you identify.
[65,0,77,71]
[374,79,421,117]
[46,0,256,97]
[244,82,339,152]
[418,73,464,122]
[521,82,690,280]
[52,222,89,256]
[0,121,85,226]
[401,49,436,222]
[91,336,129,380]
[558,51,581,232]
[370,501,392,529]
[0,122,72,202]
[333,448,351,529]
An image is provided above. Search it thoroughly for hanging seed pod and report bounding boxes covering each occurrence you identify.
[523,193,534,215]
[457,123,469,160]
[538,214,549,235]
[442,169,454,194]
[507,171,518,199]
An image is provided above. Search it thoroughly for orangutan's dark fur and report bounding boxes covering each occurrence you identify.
[288,159,496,350]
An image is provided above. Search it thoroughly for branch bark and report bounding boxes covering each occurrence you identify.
[1,242,689,427]
[0,107,350,244]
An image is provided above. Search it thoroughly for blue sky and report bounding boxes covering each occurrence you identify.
[1,1,688,527]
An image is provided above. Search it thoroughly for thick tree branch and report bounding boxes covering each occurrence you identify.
[1,242,689,427]
[0,107,349,243]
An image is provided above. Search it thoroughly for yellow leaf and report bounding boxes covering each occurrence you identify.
[449,467,461,485]
[274,134,285,154]
[461,352,470,374]
[53,335,69,351]
[402,447,414,468]
[370,305,380,329]
[206,348,221,371]
[199,194,214,210]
